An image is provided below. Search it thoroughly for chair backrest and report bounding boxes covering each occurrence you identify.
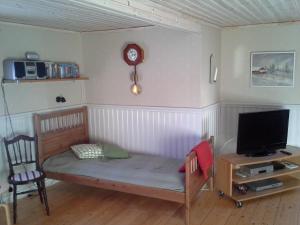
[3,135,39,175]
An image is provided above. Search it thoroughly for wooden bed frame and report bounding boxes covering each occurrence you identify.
[34,106,214,225]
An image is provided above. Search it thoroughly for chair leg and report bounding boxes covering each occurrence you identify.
[41,180,50,216]
[13,185,17,224]
[36,181,44,203]
[0,204,12,225]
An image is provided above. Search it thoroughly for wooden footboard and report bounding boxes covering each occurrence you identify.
[34,107,214,225]
[184,136,214,225]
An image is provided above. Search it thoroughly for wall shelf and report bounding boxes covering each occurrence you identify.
[2,77,89,83]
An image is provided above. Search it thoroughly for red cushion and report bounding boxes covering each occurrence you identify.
[178,164,185,173]
[178,141,213,180]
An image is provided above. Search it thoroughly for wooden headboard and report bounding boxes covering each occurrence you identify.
[34,106,89,163]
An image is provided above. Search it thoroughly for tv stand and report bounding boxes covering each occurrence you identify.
[246,150,276,157]
[216,145,300,208]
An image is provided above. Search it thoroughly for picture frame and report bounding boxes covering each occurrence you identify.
[250,51,296,87]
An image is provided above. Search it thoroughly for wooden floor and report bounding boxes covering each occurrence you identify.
[2,182,300,225]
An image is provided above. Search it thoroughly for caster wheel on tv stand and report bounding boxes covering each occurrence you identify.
[218,191,225,197]
[235,201,243,208]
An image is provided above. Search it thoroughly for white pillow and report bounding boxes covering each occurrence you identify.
[71,144,103,159]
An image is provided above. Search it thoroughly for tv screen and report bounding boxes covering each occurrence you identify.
[237,109,290,156]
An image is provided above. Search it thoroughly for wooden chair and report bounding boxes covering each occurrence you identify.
[0,183,12,225]
[3,135,50,224]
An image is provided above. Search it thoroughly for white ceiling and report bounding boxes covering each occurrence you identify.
[149,0,300,27]
[0,0,152,32]
[0,0,300,32]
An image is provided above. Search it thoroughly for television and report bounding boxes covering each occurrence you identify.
[237,109,290,157]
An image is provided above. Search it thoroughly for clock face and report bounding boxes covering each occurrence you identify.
[127,48,138,62]
[123,44,144,66]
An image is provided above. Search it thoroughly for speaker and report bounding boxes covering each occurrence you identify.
[14,62,26,79]
[3,59,48,80]
[36,62,47,79]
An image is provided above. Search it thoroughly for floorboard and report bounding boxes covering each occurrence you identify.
[1,182,300,225]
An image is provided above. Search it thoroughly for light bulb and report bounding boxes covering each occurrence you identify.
[131,83,142,95]
[213,67,218,82]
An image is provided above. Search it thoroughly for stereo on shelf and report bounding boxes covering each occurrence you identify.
[3,59,80,81]
[3,59,47,80]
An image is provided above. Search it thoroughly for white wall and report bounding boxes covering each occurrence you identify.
[0,22,86,116]
[82,26,220,108]
[0,22,86,195]
[221,23,300,105]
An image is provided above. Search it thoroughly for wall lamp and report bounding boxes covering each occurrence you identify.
[210,54,218,84]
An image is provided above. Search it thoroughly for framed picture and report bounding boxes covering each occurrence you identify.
[250,51,296,87]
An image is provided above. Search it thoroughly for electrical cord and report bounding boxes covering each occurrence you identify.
[1,80,38,194]
[1,79,15,137]
[219,137,236,154]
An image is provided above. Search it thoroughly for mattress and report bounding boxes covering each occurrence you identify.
[43,151,185,192]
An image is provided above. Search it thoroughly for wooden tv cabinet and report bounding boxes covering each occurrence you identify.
[216,145,300,207]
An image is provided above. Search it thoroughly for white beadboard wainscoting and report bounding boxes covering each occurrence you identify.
[2,102,300,172]
[0,103,220,181]
[88,104,220,159]
[0,103,220,200]
[220,103,300,154]
[2,102,300,200]
[0,105,84,200]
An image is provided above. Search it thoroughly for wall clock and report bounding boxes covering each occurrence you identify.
[123,44,144,66]
[123,44,144,95]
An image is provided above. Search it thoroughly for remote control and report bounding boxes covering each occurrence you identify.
[281,161,299,169]
[235,171,249,178]
[280,150,292,155]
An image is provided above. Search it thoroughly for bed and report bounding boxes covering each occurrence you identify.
[34,106,214,225]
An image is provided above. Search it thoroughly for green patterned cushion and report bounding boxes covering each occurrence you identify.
[71,144,104,159]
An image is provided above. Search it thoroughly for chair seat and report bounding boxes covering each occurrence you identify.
[4,135,50,223]
[9,170,45,184]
